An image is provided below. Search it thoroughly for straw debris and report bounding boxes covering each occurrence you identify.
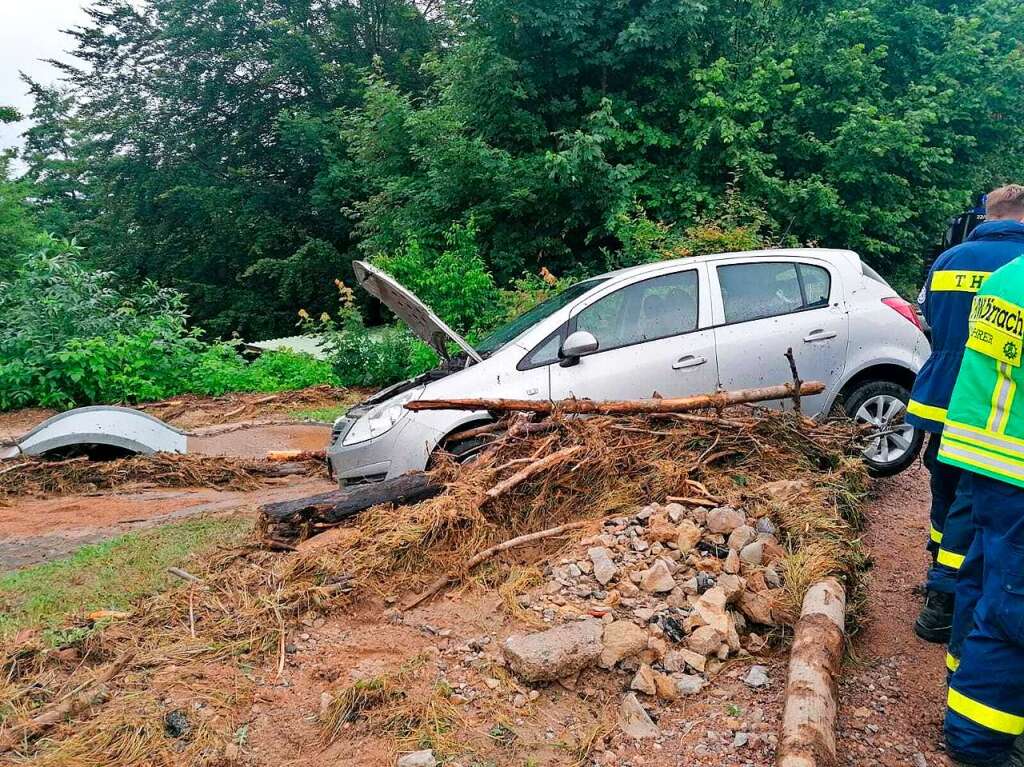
[1,405,868,765]
[0,453,324,501]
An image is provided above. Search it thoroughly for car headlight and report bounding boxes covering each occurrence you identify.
[342,387,424,446]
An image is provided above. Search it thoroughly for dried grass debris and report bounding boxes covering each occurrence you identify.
[0,453,324,501]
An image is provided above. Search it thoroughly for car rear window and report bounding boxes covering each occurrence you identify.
[718,262,831,323]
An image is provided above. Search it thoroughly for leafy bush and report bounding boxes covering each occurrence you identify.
[314,237,577,389]
[185,344,338,397]
[0,240,201,409]
[373,221,504,335]
[0,239,337,410]
[310,282,438,388]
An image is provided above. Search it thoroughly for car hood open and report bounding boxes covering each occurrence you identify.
[352,260,483,364]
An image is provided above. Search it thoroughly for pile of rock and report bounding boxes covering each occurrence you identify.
[502,501,787,726]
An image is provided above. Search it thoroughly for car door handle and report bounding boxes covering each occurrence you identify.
[672,355,708,370]
[803,330,838,342]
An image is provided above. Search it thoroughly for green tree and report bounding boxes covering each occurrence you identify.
[36,0,446,338]
[0,107,44,269]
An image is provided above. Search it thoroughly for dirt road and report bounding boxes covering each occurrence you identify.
[1,421,335,570]
[838,463,951,767]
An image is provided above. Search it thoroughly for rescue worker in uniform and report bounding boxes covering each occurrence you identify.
[936,191,1024,765]
[909,185,1024,643]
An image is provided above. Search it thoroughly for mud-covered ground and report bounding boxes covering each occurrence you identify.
[0,393,954,765]
[837,463,950,767]
[0,400,338,570]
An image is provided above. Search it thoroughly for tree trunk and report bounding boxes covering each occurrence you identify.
[777,578,847,767]
[405,382,824,415]
[259,472,441,524]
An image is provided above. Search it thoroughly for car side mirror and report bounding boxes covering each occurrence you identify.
[559,330,599,367]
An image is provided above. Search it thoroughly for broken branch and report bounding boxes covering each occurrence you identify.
[485,446,582,499]
[402,520,591,611]
[406,382,824,415]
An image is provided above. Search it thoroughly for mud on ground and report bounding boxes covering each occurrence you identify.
[0,387,351,570]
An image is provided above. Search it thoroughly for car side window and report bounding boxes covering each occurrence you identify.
[717,262,831,323]
[520,329,564,369]
[575,270,699,352]
[799,264,831,308]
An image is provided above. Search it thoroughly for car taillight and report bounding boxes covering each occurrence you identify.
[882,297,923,330]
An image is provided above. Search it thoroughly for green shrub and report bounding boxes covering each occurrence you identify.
[311,284,438,388]
[184,345,338,396]
[0,239,203,409]
[0,239,338,410]
[372,221,504,335]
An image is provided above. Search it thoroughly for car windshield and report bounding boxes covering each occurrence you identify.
[475,279,606,356]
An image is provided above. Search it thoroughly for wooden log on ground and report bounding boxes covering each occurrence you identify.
[405,381,825,415]
[777,577,847,767]
[259,472,442,524]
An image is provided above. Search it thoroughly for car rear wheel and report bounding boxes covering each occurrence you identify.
[843,380,923,477]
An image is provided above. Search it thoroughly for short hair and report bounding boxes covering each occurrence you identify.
[986,184,1024,220]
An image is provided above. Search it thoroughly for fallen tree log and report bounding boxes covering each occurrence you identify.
[777,577,847,767]
[405,381,824,415]
[260,472,442,524]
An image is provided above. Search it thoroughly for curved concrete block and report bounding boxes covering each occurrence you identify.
[13,406,186,457]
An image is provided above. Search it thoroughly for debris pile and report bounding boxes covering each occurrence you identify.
[502,498,788,691]
[0,452,325,501]
[1,400,868,765]
[270,406,865,613]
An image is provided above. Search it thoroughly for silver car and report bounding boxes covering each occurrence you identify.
[327,249,930,484]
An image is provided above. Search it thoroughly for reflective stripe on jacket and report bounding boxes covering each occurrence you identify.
[939,255,1024,487]
[907,221,1024,433]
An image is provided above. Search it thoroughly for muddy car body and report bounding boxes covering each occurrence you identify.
[328,249,929,483]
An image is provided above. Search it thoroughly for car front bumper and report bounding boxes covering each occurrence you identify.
[326,413,436,485]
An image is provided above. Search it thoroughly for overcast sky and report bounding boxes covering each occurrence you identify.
[1,1,91,159]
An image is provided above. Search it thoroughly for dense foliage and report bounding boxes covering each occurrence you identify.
[0,239,337,410]
[312,222,576,387]
[6,0,1021,343]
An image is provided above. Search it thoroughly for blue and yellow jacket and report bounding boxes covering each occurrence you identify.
[907,220,1024,433]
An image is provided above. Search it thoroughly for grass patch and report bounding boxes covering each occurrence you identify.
[0,515,250,640]
[290,404,351,422]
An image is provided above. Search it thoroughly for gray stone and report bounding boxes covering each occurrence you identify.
[674,673,706,695]
[666,502,685,522]
[739,541,765,566]
[707,507,746,534]
[397,750,437,767]
[617,693,660,739]
[640,560,676,593]
[588,546,618,586]
[503,620,604,682]
[742,664,770,688]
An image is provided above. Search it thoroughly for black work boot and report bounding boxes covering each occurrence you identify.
[914,588,954,643]
[1006,736,1024,767]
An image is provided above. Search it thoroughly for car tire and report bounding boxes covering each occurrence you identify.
[841,380,923,477]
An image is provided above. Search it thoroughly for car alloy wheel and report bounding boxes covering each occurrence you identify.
[854,393,916,467]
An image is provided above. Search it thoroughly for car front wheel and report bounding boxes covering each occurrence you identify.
[843,380,923,477]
